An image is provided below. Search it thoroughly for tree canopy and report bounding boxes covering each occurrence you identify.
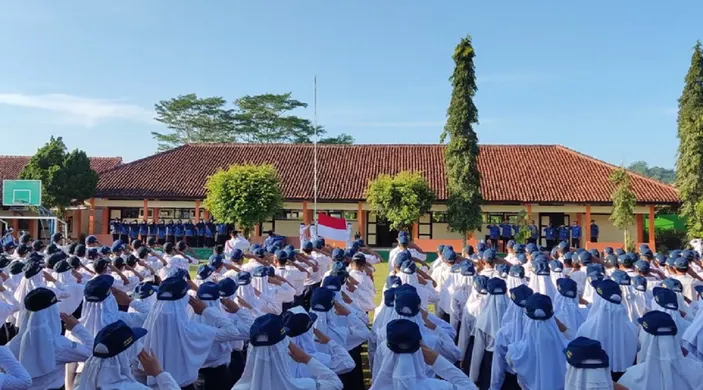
[19,136,98,212]
[203,164,284,236]
[675,41,703,239]
[152,92,353,150]
[627,161,675,184]
[609,166,636,249]
[365,171,435,232]
[441,35,483,243]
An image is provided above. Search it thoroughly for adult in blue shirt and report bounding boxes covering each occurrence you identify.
[570,221,582,249]
[156,220,167,245]
[486,223,500,250]
[499,219,514,252]
[590,219,599,243]
[196,220,206,248]
[215,220,229,247]
[147,219,157,240]
[138,219,148,241]
[174,219,184,243]
[528,220,539,245]
[204,219,215,248]
[128,220,140,240]
[544,223,556,250]
[119,220,129,243]
[110,219,121,242]
[558,224,569,244]
[165,220,175,244]
[184,219,196,248]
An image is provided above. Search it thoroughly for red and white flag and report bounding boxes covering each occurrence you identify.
[316,213,349,242]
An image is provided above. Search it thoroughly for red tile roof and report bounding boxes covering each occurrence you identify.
[0,156,122,194]
[94,144,680,204]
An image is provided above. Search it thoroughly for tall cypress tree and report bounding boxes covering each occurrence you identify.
[675,41,703,238]
[441,35,483,245]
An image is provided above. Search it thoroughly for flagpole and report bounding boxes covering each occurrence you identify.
[313,75,318,226]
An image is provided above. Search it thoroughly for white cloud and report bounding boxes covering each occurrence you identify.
[0,93,153,127]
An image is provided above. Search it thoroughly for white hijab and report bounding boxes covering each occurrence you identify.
[506,275,525,290]
[398,272,429,308]
[251,275,275,301]
[506,316,567,390]
[575,297,638,372]
[8,303,62,378]
[621,285,647,325]
[128,294,156,313]
[651,302,691,344]
[619,331,703,390]
[289,326,332,378]
[475,292,509,339]
[564,365,614,390]
[141,294,217,387]
[78,340,148,390]
[13,272,47,326]
[527,274,557,300]
[369,342,447,390]
[372,299,394,339]
[311,308,349,348]
[187,298,232,364]
[236,282,265,310]
[54,270,84,316]
[383,310,438,351]
[554,293,588,334]
[232,338,317,390]
[74,294,127,339]
[682,306,703,361]
[501,301,527,344]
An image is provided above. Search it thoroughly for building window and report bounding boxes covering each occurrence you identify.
[326,211,357,221]
[432,212,448,223]
[277,210,302,220]
[483,213,519,224]
[122,208,140,219]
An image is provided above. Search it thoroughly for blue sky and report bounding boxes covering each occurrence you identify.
[0,1,699,168]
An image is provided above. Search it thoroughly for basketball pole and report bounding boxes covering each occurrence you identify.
[313,75,318,227]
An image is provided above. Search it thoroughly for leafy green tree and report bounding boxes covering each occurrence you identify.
[233,93,317,143]
[152,94,238,151]
[628,161,676,184]
[19,136,99,213]
[440,35,483,245]
[609,167,637,249]
[365,171,436,232]
[316,132,355,145]
[676,41,703,239]
[514,209,532,244]
[203,164,284,237]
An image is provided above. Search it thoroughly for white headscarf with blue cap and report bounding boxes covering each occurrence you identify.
[369,342,442,390]
[620,283,647,325]
[527,271,557,300]
[469,286,509,381]
[506,315,567,389]
[287,307,333,379]
[682,306,703,361]
[78,340,148,390]
[554,291,588,333]
[8,302,61,378]
[564,363,613,390]
[619,327,703,390]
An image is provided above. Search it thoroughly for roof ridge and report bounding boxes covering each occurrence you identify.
[184,142,562,148]
[98,145,186,175]
[555,145,678,191]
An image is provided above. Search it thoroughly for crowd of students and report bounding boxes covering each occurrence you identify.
[0,228,701,389]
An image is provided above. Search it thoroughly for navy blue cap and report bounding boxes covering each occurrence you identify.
[634,260,650,273]
[632,275,647,292]
[84,275,115,302]
[301,241,313,251]
[54,260,71,273]
[208,255,223,269]
[483,249,497,263]
[525,243,537,253]
[2,242,15,251]
[653,287,678,310]
[385,275,402,289]
[51,232,63,243]
[655,253,667,266]
[383,288,397,307]
[394,290,421,317]
[496,263,510,278]
[525,293,554,320]
[196,265,214,280]
[282,309,318,338]
[638,310,677,336]
[578,251,593,265]
[681,249,694,260]
[131,239,142,250]
[557,277,578,298]
[533,260,550,276]
[476,242,486,252]
[252,266,269,277]
[615,248,625,256]
[125,255,137,267]
[665,257,677,267]
[487,277,507,295]
[395,284,418,296]
[87,248,99,260]
[506,240,515,249]
[252,248,265,258]
[284,244,295,252]
[618,254,634,267]
[24,287,59,312]
[586,264,605,279]
[641,248,653,258]
[603,246,614,255]
[509,264,525,278]
[393,250,411,269]
[437,244,445,253]
[286,248,298,260]
[274,249,288,261]
[0,255,11,269]
[400,260,417,275]
[398,234,409,245]
[443,248,457,263]
[131,282,158,299]
[8,261,24,275]
[331,248,344,261]
[509,284,533,307]
[355,239,366,248]
[662,277,684,293]
[594,279,622,304]
[322,275,343,292]
[176,241,187,252]
[92,320,148,358]
[473,275,489,294]
[516,253,527,265]
[460,261,476,276]
[229,248,243,262]
[386,319,422,354]
[601,254,616,268]
[196,282,220,300]
[696,285,703,298]
[112,256,125,269]
[157,276,189,301]
[110,240,124,253]
[564,337,610,369]
[98,246,111,256]
[611,270,631,286]
[85,235,98,245]
[236,271,252,286]
[18,233,30,244]
[513,244,524,253]
[16,244,30,257]
[549,260,564,273]
[217,278,238,297]
[250,314,288,347]
[450,263,461,274]
[23,261,42,278]
[311,288,335,312]
[45,243,59,255]
[313,238,324,249]
[31,240,45,252]
[588,249,600,259]
[674,257,689,271]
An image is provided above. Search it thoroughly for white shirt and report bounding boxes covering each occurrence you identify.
[275,266,307,296]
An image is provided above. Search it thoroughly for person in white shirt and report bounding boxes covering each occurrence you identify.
[276,249,310,310]
[8,287,93,390]
[252,266,295,315]
[0,345,31,389]
[478,249,497,278]
[233,313,343,390]
[348,253,376,313]
[469,277,509,388]
[670,257,703,302]
[225,230,250,257]
[240,248,268,273]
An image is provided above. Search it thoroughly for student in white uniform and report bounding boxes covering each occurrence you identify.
[619,310,703,389]
[554,278,588,333]
[458,275,488,375]
[564,337,618,390]
[235,271,278,315]
[506,293,568,390]
[490,284,532,390]
[651,287,691,341]
[0,345,31,389]
[469,277,509,388]
[478,249,497,278]
[52,260,84,320]
[370,319,476,390]
[527,259,557,300]
[252,266,294,315]
[240,248,267,273]
[274,249,308,311]
[232,313,343,390]
[670,257,702,302]
[575,279,637,382]
[78,320,180,389]
[8,288,93,390]
[348,253,376,313]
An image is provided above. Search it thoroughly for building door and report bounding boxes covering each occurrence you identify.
[375,218,398,248]
[538,213,570,247]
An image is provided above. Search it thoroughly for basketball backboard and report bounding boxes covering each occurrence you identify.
[2,180,42,206]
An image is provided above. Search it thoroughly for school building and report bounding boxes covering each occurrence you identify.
[70,143,680,252]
